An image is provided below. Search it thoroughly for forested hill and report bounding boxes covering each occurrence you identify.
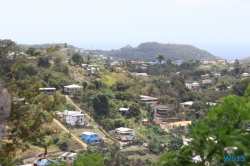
[241,56,250,63]
[95,42,218,61]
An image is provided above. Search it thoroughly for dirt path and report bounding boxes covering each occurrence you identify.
[53,119,87,149]
[65,96,117,143]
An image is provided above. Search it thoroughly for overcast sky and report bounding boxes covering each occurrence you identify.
[1,0,249,59]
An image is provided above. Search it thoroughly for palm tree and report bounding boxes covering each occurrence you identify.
[157,54,165,75]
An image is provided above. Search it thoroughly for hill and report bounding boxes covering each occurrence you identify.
[241,56,250,63]
[95,42,218,61]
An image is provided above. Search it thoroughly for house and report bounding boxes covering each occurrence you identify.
[228,60,235,64]
[82,132,101,144]
[32,159,58,166]
[206,102,217,106]
[39,87,56,94]
[180,101,193,109]
[60,152,77,164]
[55,111,64,118]
[130,60,138,65]
[63,110,85,125]
[213,73,221,77]
[64,84,83,97]
[115,127,135,142]
[172,60,183,66]
[203,79,213,86]
[165,121,191,133]
[155,107,170,116]
[204,66,210,70]
[139,95,158,105]
[142,119,149,125]
[119,108,130,116]
[241,73,250,77]
[12,97,26,103]
[201,74,209,79]
[208,61,216,65]
[110,61,120,66]
[131,72,148,76]
[218,59,226,64]
[203,61,209,65]
[185,82,199,90]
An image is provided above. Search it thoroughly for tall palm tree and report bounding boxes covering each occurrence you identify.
[157,54,165,75]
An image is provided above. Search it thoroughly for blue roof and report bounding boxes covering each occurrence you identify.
[33,159,58,166]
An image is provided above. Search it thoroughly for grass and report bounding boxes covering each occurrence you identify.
[120,146,147,152]
[127,154,161,164]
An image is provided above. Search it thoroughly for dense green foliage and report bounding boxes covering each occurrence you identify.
[159,85,250,165]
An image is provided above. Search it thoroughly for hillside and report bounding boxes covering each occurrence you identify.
[95,42,218,61]
[241,56,250,63]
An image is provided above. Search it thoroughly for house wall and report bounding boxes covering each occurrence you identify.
[64,115,84,125]
[82,134,100,144]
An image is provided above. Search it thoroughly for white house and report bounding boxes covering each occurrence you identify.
[241,73,250,77]
[180,101,193,108]
[63,110,84,125]
[64,84,83,97]
[213,73,221,77]
[185,82,199,90]
[131,72,148,76]
[201,74,209,79]
[115,127,135,142]
[139,95,158,105]
[60,152,77,164]
[172,60,183,66]
[203,79,213,86]
[39,87,56,94]
[203,61,209,65]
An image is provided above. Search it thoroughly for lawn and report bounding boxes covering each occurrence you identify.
[67,127,113,144]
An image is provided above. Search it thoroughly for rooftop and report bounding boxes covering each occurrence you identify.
[140,95,158,100]
[82,132,98,135]
[168,121,192,127]
[116,127,133,132]
[61,152,77,157]
[180,101,193,105]
[64,84,83,88]
[39,87,56,90]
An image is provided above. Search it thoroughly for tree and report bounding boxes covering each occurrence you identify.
[166,59,172,65]
[129,102,141,116]
[72,53,82,65]
[162,84,250,165]
[232,78,250,96]
[73,153,105,166]
[0,39,23,60]
[25,46,37,56]
[157,55,165,75]
[167,136,183,152]
[37,56,51,68]
[33,49,42,56]
[1,73,60,165]
[92,93,109,116]
[147,105,155,122]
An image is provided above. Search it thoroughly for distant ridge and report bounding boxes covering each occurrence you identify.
[241,56,250,63]
[95,42,218,61]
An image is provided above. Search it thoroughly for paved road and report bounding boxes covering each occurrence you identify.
[53,119,87,149]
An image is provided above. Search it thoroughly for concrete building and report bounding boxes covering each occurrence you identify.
[63,110,84,126]
[64,84,83,97]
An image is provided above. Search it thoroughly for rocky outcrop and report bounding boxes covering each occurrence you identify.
[0,79,11,151]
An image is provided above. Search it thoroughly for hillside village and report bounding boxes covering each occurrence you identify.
[1,39,250,165]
